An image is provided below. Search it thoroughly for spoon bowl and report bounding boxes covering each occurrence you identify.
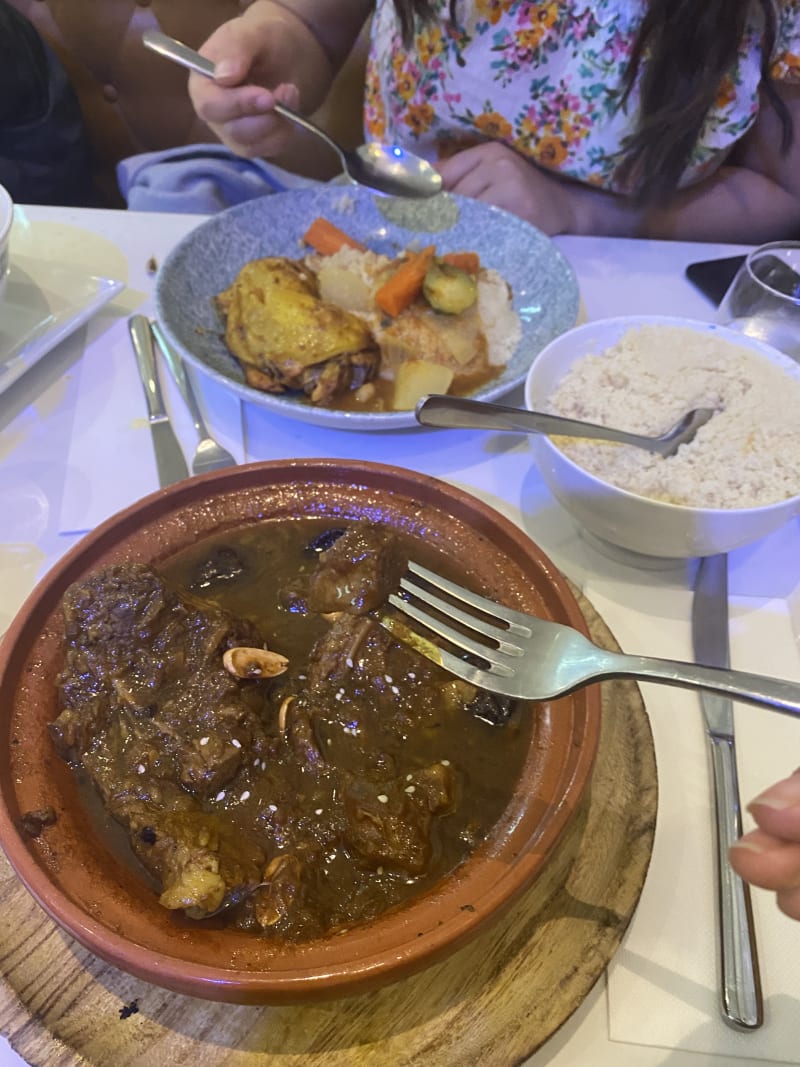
[142,31,443,200]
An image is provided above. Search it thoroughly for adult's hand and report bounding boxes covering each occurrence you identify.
[436,141,580,235]
[730,769,800,921]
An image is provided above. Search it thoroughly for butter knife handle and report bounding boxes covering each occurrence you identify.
[129,314,167,420]
[707,736,763,1029]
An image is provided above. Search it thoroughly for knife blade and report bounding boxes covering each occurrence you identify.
[692,553,763,1030]
[128,314,189,488]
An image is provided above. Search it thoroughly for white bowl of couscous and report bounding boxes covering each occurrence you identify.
[524,315,800,560]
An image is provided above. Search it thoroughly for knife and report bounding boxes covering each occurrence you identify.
[692,554,763,1030]
[128,314,189,487]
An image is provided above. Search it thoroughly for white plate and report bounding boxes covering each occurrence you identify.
[155,187,580,431]
[0,220,124,396]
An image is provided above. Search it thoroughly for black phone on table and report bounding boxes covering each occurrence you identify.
[685,253,800,307]
[685,256,745,306]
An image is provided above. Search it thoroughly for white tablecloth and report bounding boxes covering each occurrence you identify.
[0,206,798,1067]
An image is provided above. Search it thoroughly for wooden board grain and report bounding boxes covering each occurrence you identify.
[0,589,657,1067]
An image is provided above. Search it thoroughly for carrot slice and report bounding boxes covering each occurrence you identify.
[375,245,436,317]
[302,217,366,254]
[441,251,481,274]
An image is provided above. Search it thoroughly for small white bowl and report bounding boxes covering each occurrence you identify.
[0,183,13,305]
[524,315,800,560]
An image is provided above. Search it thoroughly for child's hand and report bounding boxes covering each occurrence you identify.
[436,141,578,235]
[189,9,303,159]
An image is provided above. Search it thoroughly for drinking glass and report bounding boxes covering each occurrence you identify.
[716,240,800,362]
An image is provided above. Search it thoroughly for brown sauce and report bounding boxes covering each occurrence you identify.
[330,362,503,413]
[54,519,530,942]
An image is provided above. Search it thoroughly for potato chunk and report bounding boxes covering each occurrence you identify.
[392,360,455,411]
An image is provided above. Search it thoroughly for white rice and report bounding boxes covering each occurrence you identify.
[477,269,522,366]
[546,325,800,509]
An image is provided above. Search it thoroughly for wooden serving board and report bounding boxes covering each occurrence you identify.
[0,591,657,1067]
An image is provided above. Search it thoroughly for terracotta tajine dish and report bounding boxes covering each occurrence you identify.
[0,459,600,1004]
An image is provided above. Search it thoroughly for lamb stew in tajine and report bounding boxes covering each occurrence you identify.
[51,520,530,943]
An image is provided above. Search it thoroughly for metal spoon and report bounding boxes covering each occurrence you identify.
[142,30,443,200]
[415,394,716,457]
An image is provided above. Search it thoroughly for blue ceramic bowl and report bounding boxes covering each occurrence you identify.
[155,186,579,431]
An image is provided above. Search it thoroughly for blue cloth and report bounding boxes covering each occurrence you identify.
[117,144,319,213]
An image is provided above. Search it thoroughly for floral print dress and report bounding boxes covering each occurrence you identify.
[364,0,800,192]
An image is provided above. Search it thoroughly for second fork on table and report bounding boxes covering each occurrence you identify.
[150,320,237,475]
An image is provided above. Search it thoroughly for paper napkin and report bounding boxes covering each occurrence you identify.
[58,316,244,534]
[603,583,800,1063]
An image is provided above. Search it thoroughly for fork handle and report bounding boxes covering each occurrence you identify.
[150,321,209,440]
[596,650,800,716]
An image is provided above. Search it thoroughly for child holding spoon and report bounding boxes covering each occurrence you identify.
[188,0,800,241]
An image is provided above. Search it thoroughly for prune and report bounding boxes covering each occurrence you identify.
[304,528,346,555]
[467,690,514,726]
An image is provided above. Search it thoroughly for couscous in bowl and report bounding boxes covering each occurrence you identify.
[524,316,800,560]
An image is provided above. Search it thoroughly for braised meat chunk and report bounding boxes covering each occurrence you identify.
[305,523,408,615]
[52,563,276,916]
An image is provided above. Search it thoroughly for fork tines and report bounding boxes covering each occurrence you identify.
[383,561,530,690]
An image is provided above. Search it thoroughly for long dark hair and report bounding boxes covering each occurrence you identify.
[619,0,791,202]
[392,0,793,204]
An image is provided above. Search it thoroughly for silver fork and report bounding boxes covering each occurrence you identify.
[150,321,237,475]
[382,562,800,716]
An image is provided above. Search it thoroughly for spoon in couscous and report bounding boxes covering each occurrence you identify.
[416,395,716,458]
